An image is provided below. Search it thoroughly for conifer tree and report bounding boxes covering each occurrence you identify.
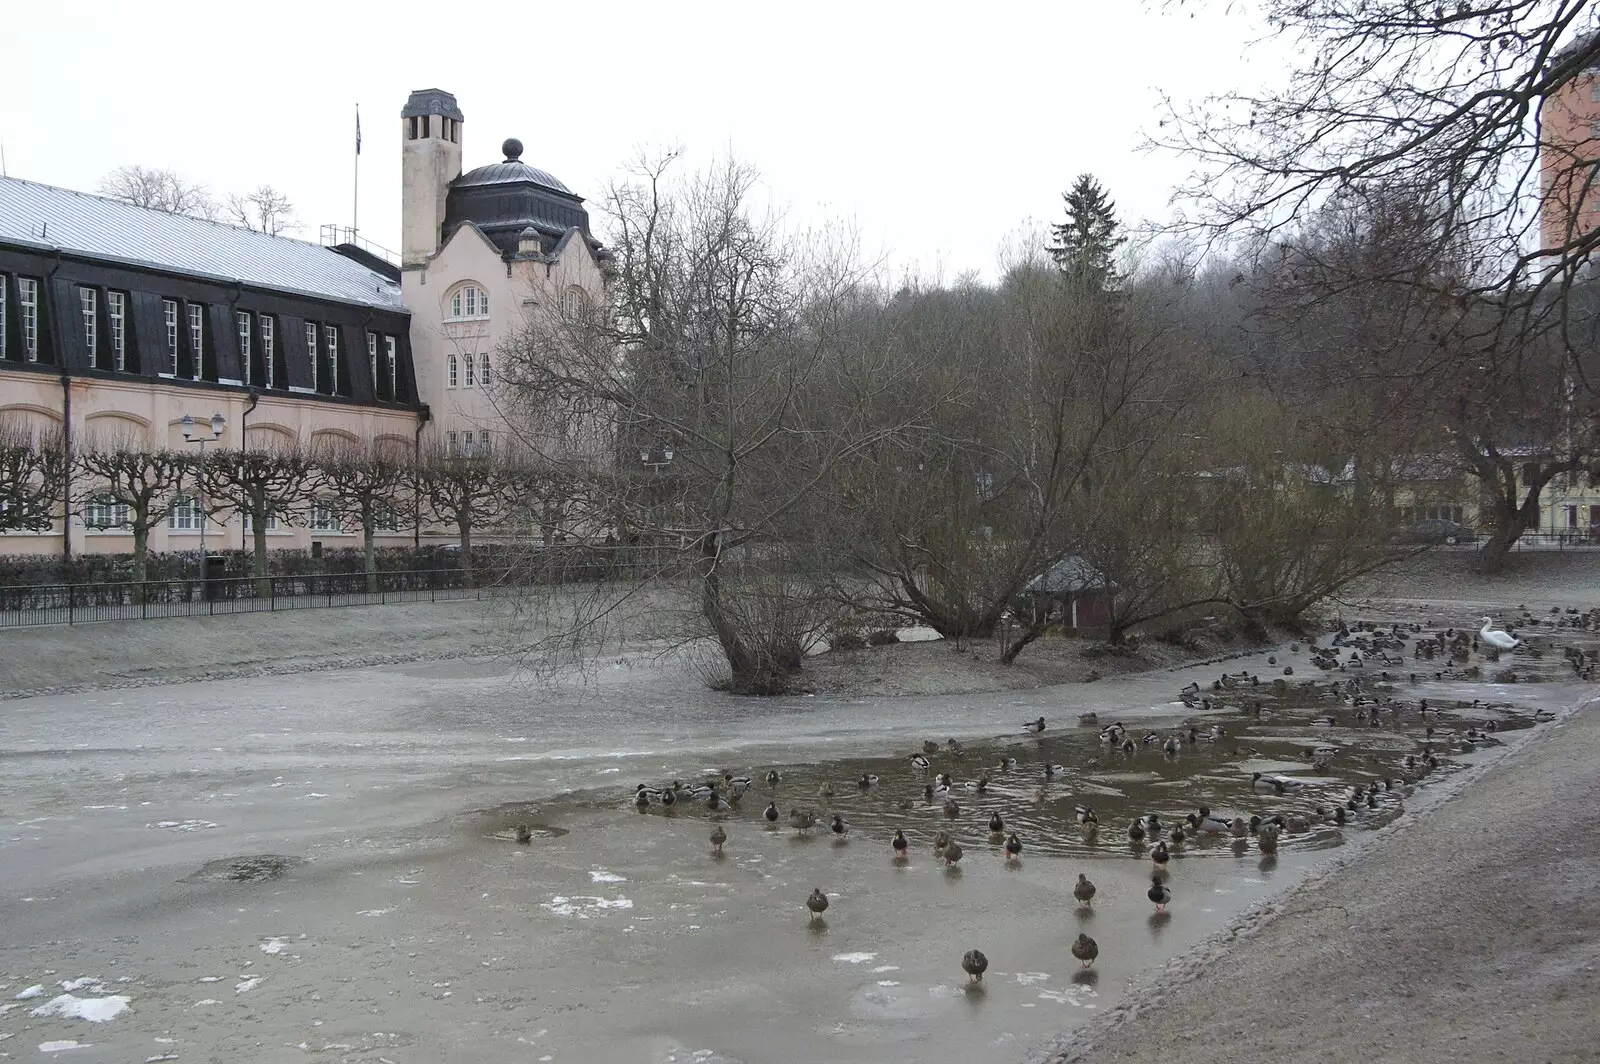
[1047,174,1125,290]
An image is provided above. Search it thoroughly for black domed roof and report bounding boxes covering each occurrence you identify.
[444,137,592,257]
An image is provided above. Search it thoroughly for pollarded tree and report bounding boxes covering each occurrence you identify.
[73,436,192,585]
[1047,173,1127,290]
[0,420,65,535]
[200,440,315,593]
[312,441,410,590]
[418,439,509,588]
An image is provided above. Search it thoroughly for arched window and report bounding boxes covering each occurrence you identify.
[559,286,588,319]
[446,353,458,388]
[480,352,491,385]
[447,283,490,320]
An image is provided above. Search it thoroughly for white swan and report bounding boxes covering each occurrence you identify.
[1479,617,1523,652]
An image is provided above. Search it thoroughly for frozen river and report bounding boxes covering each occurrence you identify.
[0,626,1588,1062]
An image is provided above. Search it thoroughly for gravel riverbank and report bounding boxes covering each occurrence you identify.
[1038,689,1600,1064]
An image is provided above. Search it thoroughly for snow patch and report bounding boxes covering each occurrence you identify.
[39,1040,90,1053]
[14,984,44,999]
[29,993,130,1023]
[234,977,262,994]
[259,937,289,954]
[1015,971,1052,986]
[151,819,217,831]
[540,895,633,918]
[831,952,876,964]
[588,870,627,883]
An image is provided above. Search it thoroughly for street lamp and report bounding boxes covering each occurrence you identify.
[180,412,225,575]
[639,445,678,546]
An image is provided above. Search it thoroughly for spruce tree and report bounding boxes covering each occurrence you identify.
[1047,174,1125,290]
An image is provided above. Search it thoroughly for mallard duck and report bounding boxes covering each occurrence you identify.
[634,786,653,809]
[909,754,932,771]
[1170,825,1187,845]
[1023,717,1047,734]
[932,830,951,855]
[514,824,533,844]
[1121,738,1137,754]
[1252,772,1303,793]
[806,887,829,919]
[1078,712,1099,725]
[817,781,835,799]
[1148,875,1172,912]
[709,824,727,854]
[964,776,989,792]
[858,773,880,788]
[1073,873,1097,906]
[1005,833,1023,860]
[1230,816,1248,838]
[1285,814,1310,832]
[1044,763,1067,779]
[765,769,782,786]
[923,740,940,755]
[1099,723,1126,743]
[988,812,1005,835]
[706,791,731,813]
[1127,818,1146,843]
[942,841,964,866]
[935,772,954,788]
[789,808,817,833]
[1076,805,1098,826]
[998,756,1019,770]
[1257,821,1280,854]
[892,829,909,858]
[831,813,849,838]
[726,778,750,801]
[961,948,988,982]
[1142,731,1162,746]
[943,797,960,818]
[1161,735,1181,756]
[1080,820,1099,843]
[660,788,677,807]
[1071,932,1099,968]
[684,781,716,801]
[725,773,754,789]
[926,783,952,802]
[1151,841,1170,869]
[1187,811,1230,835]
[763,801,779,824]
[946,739,966,758]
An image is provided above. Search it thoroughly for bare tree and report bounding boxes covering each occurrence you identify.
[97,165,216,219]
[312,441,409,589]
[200,441,315,593]
[72,438,192,586]
[225,185,299,235]
[0,420,65,534]
[417,440,509,588]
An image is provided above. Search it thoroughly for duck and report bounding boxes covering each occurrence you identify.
[892,829,909,859]
[946,738,966,758]
[987,812,1005,836]
[943,797,961,818]
[1286,813,1310,832]
[909,754,932,771]
[935,772,954,788]
[1151,840,1171,870]
[817,781,835,799]
[1148,875,1172,912]
[1257,821,1280,854]
[1310,716,1337,728]
[858,773,880,788]
[831,813,849,838]
[923,740,940,755]
[1071,932,1099,968]
[1044,763,1067,779]
[634,786,654,809]
[766,769,782,786]
[1076,805,1098,826]
[1170,825,1187,845]
[763,801,780,824]
[933,830,952,855]
[789,808,818,833]
[998,756,1019,770]
[725,773,754,790]
[1023,717,1047,734]
[1252,771,1304,793]
[1127,818,1147,843]
[964,776,989,792]
[1187,810,1231,835]
[1078,712,1100,725]
[926,783,952,802]
[1073,873,1097,906]
[725,778,750,801]
[513,824,533,844]
[806,887,829,920]
[1479,617,1523,652]
[660,787,677,807]
[1229,816,1248,838]
[680,780,715,801]
[1099,723,1126,743]
[709,824,727,854]
[1121,738,1137,754]
[1142,731,1162,746]
[942,841,964,866]
[1005,833,1023,860]
[706,791,731,813]
[1161,735,1181,756]
[961,949,988,983]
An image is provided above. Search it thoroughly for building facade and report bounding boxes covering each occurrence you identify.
[1539,31,1600,252]
[0,86,610,561]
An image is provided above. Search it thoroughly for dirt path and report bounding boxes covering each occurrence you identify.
[1038,691,1600,1064]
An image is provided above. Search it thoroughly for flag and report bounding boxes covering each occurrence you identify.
[355,106,362,155]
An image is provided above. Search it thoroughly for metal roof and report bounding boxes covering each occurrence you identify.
[0,176,405,310]
[1023,555,1107,594]
[454,158,573,196]
[401,88,464,122]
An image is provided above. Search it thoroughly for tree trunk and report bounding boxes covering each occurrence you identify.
[252,520,270,598]
[363,522,378,593]
[131,524,150,603]
[1000,619,1048,665]
[458,519,474,588]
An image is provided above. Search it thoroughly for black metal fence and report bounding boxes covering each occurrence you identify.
[0,546,680,628]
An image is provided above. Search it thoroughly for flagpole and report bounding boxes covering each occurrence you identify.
[353,104,360,237]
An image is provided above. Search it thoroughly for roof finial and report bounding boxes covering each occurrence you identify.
[502,138,523,161]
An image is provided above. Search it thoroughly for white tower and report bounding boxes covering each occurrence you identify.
[400,89,463,269]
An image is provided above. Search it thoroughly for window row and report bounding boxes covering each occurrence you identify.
[81,495,402,534]
[445,352,492,389]
[445,429,492,457]
[406,113,460,143]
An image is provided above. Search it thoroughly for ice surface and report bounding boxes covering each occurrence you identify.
[28,993,130,1022]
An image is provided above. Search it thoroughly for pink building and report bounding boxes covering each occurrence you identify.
[1539,31,1600,253]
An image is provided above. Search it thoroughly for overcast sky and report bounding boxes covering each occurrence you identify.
[1,1,1279,280]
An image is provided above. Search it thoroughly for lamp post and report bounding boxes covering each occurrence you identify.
[639,445,677,547]
[180,412,225,577]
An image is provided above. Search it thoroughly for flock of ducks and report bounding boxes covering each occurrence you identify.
[506,611,1572,988]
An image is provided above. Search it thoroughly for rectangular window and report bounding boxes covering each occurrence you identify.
[305,322,319,391]
[461,431,475,457]
[446,430,458,457]
[324,325,339,394]
[463,350,475,387]
[374,504,401,533]
[465,287,478,317]
[260,315,275,387]
[20,278,39,361]
[479,352,490,385]
[367,331,378,389]
[107,291,126,371]
[79,287,97,364]
[85,496,130,531]
[478,430,491,454]
[169,494,201,531]
[385,335,398,397]
[1566,505,1579,529]
[164,299,179,374]
[188,303,204,377]
[447,354,458,388]
[309,501,339,531]
[242,511,279,532]
[236,311,252,383]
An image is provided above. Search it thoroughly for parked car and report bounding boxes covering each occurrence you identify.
[1398,518,1478,545]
